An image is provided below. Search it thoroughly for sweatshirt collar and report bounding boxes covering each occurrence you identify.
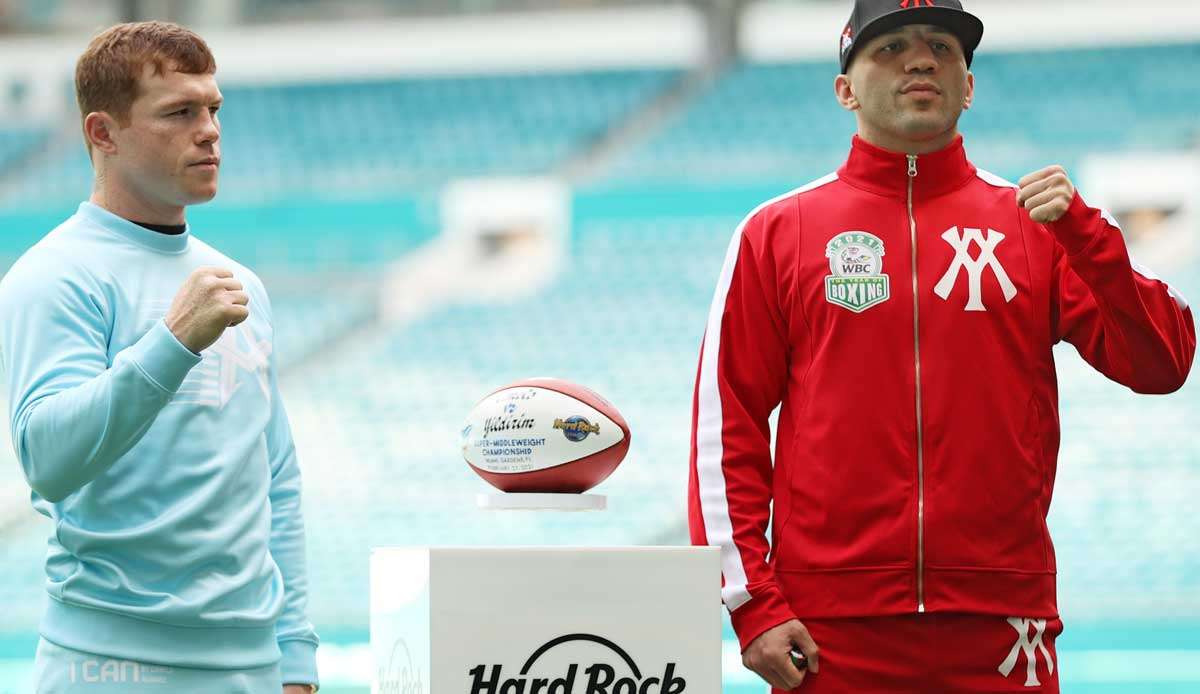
[77,201,190,254]
[837,134,977,200]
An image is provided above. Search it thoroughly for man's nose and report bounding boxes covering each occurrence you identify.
[196,112,220,145]
[904,43,939,73]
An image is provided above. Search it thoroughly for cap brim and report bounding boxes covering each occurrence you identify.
[842,7,984,73]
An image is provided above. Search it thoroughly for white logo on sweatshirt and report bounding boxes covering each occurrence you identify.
[998,617,1055,687]
[933,226,1018,311]
[174,323,272,409]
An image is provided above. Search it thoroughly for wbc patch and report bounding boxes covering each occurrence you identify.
[825,231,890,312]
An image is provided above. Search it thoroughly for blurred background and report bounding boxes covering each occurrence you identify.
[0,0,1197,692]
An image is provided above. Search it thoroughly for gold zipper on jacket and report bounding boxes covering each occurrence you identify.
[907,153,926,613]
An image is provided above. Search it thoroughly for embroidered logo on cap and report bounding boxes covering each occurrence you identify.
[841,24,854,54]
[900,0,936,7]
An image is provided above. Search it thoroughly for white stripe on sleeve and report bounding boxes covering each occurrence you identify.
[695,173,837,612]
[1098,208,1190,311]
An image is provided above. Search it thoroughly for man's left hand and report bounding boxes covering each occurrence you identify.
[1017,165,1076,224]
[283,685,315,694]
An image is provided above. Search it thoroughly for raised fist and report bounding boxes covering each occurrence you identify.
[165,266,250,354]
[1017,165,1076,224]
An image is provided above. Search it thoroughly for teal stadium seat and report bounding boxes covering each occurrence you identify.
[0,126,50,172]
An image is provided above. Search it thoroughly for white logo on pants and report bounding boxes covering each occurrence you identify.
[933,226,1018,311]
[998,617,1055,687]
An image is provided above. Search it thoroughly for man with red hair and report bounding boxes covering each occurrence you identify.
[1,21,319,693]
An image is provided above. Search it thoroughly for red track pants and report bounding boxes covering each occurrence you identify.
[773,613,1063,693]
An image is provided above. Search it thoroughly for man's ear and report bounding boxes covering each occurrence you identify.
[83,111,121,156]
[834,74,859,111]
[963,70,975,110]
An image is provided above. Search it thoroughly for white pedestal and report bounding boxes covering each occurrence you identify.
[370,546,721,693]
[476,493,606,511]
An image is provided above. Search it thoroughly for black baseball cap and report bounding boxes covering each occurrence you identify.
[839,0,984,74]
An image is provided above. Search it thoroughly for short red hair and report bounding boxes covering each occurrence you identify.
[75,21,216,137]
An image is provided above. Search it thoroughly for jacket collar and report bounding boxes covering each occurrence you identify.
[837,134,977,200]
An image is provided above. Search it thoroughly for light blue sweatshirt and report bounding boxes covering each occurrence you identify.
[0,202,319,686]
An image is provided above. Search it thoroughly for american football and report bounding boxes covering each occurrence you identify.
[462,378,631,493]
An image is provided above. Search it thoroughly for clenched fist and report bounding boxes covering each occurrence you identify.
[165,266,250,354]
[1017,165,1076,224]
[742,619,820,691]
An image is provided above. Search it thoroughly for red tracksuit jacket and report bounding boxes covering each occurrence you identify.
[688,135,1196,651]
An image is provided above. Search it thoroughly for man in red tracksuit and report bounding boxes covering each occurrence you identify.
[687,1,1196,691]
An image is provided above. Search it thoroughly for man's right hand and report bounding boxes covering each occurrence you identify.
[165,266,250,354]
[742,619,820,691]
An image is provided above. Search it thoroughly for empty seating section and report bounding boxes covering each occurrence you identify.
[0,127,48,172]
[0,42,1197,644]
[601,43,1200,184]
[0,69,680,206]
